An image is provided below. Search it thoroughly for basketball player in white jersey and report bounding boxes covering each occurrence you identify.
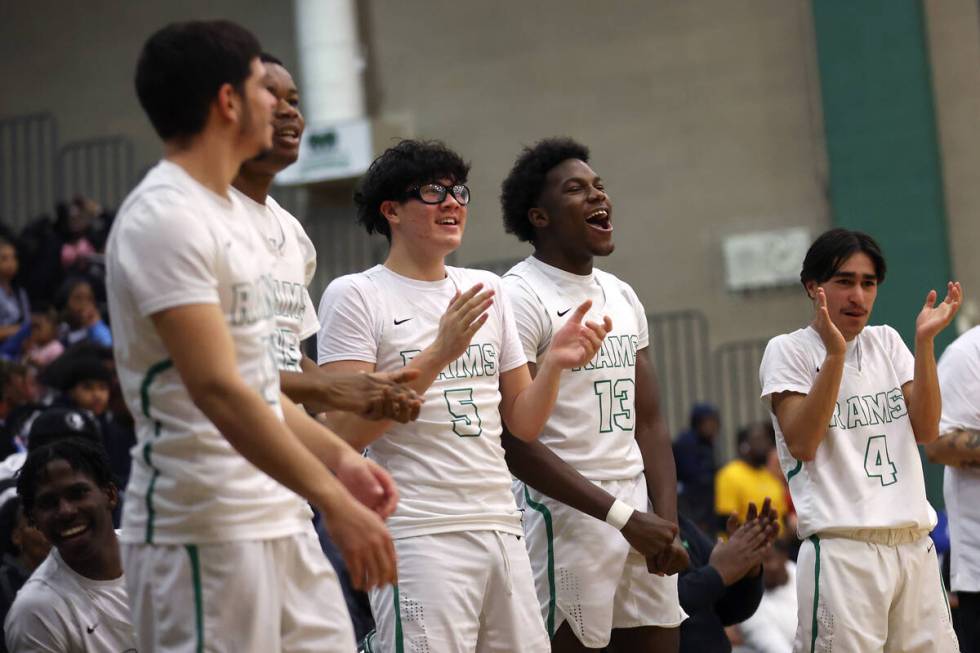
[759,228,961,652]
[107,21,397,651]
[231,52,421,419]
[498,137,687,652]
[318,139,610,653]
[924,325,980,650]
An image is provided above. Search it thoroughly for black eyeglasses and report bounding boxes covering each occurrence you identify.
[404,183,471,206]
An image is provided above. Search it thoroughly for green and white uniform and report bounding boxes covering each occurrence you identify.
[317,265,549,653]
[107,161,353,652]
[760,325,957,652]
[503,256,685,648]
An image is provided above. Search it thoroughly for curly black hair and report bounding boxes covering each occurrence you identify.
[500,138,590,243]
[354,140,470,241]
[17,438,114,518]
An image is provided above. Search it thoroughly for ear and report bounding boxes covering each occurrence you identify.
[804,280,818,301]
[214,82,241,125]
[105,484,119,511]
[380,200,400,228]
[528,207,549,229]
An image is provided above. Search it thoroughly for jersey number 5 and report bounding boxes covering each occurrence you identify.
[444,388,483,437]
[864,435,897,486]
[594,379,635,433]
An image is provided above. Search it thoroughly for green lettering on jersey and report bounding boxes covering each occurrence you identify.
[845,395,869,429]
[861,393,890,426]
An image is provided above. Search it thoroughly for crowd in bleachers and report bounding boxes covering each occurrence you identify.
[0,195,136,646]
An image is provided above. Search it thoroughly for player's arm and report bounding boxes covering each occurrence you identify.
[770,289,845,461]
[924,428,980,468]
[151,303,395,588]
[498,301,610,441]
[280,354,422,421]
[903,283,963,444]
[320,284,493,450]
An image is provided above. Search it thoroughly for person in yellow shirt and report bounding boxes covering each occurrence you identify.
[715,422,788,534]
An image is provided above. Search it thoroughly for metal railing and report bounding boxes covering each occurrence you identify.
[713,338,771,459]
[57,136,134,212]
[0,113,58,228]
[647,310,712,438]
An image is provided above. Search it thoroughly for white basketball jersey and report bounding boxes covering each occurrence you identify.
[232,188,319,372]
[107,161,311,545]
[760,325,936,538]
[317,265,528,539]
[503,257,645,481]
[939,326,980,592]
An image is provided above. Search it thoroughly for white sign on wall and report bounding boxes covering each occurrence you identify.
[722,227,811,291]
[275,117,372,185]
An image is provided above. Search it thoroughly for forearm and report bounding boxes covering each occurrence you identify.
[909,339,942,443]
[502,430,614,520]
[778,353,845,460]
[281,394,357,471]
[924,429,980,467]
[677,566,727,613]
[637,419,678,523]
[715,571,764,626]
[321,346,446,449]
[503,359,562,441]
[193,380,350,510]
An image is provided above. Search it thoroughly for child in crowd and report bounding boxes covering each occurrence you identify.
[55,277,111,348]
[0,240,30,358]
[24,308,63,368]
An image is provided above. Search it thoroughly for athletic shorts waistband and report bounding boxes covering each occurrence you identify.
[816,527,930,546]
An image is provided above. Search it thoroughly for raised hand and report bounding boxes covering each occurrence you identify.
[431,283,494,365]
[621,511,677,560]
[546,300,612,370]
[708,518,770,585]
[812,287,846,356]
[321,368,424,422]
[915,281,962,342]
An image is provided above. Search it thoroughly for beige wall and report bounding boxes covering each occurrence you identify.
[923,0,980,329]
[364,0,831,347]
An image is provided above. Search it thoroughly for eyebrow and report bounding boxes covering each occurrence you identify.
[563,176,602,186]
[831,271,877,280]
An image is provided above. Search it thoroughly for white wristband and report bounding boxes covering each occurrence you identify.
[605,499,635,530]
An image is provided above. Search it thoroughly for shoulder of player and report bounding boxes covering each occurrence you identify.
[594,268,645,308]
[323,269,376,299]
[7,573,72,622]
[764,327,812,352]
[449,265,504,290]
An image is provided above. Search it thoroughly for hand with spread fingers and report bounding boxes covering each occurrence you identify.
[545,299,613,370]
[432,283,495,365]
[915,281,962,343]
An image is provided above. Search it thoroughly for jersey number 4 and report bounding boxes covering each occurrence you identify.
[864,435,897,486]
[444,388,483,437]
[594,379,635,433]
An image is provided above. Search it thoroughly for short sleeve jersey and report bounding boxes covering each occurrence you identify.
[106,160,311,545]
[938,326,980,592]
[4,549,136,652]
[502,257,646,480]
[232,187,319,372]
[317,265,527,539]
[759,325,935,538]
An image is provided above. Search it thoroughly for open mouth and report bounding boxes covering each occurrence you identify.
[586,208,612,232]
[842,309,866,318]
[274,127,300,147]
[436,217,460,227]
[59,523,89,541]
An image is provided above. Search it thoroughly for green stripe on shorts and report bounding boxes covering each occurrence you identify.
[393,584,404,653]
[523,485,556,638]
[787,459,803,481]
[809,535,821,653]
[185,545,204,653]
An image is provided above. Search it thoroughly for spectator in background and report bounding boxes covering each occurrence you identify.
[24,307,64,368]
[4,438,136,652]
[678,500,778,653]
[0,495,50,650]
[0,362,42,458]
[0,239,30,358]
[15,215,65,309]
[715,422,788,535]
[674,403,720,533]
[55,278,111,348]
[733,538,797,653]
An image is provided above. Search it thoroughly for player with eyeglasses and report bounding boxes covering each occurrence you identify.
[316,139,611,652]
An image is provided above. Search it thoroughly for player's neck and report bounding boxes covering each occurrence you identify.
[164,130,248,199]
[532,244,594,276]
[384,241,447,281]
[231,170,275,205]
[60,534,123,581]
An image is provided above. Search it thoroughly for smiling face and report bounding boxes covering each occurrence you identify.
[383,176,467,261]
[240,62,304,176]
[805,251,879,341]
[29,459,117,571]
[534,158,614,260]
